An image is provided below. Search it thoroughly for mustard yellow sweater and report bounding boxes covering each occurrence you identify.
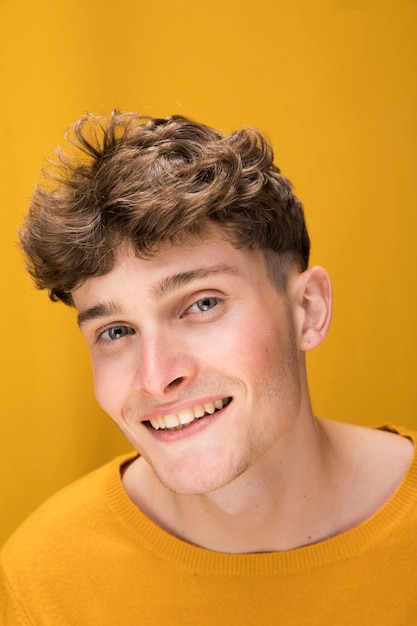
[1,425,417,625]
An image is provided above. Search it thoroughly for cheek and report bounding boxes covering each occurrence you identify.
[91,356,130,418]
[214,322,285,392]
[242,319,300,397]
[239,321,287,366]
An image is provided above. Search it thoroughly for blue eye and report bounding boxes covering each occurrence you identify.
[188,297,219,313]
[192,297,219,312]
[100,326,133,341]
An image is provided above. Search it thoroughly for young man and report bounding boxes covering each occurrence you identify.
[1,111,416,624]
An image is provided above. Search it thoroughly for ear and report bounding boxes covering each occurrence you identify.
[290,266,332,352]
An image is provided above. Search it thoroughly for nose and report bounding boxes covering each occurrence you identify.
[134,329,196,397]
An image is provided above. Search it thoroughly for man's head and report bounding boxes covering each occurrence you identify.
[20,111,310,305]
[19,111,332,495]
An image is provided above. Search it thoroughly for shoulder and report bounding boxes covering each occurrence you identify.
[324,419,416,482]
[1,452,135,567]
[321,419,415,464]
[320,419,417,531]
[0,452,142,621]
[338,421,415,469]
[353,423,415,494]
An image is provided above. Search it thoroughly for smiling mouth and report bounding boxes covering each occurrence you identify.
[147,397,232,431]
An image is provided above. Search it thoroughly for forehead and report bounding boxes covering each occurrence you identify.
[72,235,271,311]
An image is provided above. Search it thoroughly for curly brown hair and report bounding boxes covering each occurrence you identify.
[20,111,310,306]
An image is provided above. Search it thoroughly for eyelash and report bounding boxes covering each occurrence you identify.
[184,296,221,316]
[95,296,222,343]
[96,325,135,344]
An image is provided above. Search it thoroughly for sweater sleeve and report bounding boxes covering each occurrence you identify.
[0,562,31,626]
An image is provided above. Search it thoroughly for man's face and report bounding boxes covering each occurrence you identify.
[73,234,304,495]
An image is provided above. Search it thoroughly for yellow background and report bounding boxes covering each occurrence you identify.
[1,0,416,544]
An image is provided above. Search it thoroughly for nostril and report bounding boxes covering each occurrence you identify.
[167,377,184,388]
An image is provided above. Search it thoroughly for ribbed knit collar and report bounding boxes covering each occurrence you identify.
[102,424,417,575]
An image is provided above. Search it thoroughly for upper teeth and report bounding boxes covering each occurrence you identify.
[149,398,228,430]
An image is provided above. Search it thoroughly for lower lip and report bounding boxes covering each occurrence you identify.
[146,405,229,443]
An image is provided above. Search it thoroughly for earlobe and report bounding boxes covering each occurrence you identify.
[292,266,332,352]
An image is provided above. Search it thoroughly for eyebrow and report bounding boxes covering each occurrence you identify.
[77,263,241,327]
[149,264,240,301]
[77,301,125,327]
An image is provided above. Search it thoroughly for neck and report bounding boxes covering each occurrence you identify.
[125,415,345,553]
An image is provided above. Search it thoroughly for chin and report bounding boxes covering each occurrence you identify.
[153,468,226,496]
[151,454,252,496]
